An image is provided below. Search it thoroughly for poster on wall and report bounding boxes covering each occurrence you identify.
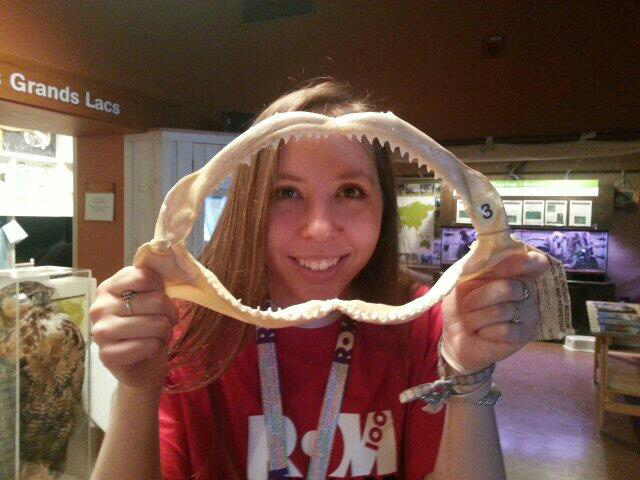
[455,199,472,224]
[523,200,544,226]
[545,200,567,226]
[569,200,593,227]
[397,181,440,267]
[503,200,523,225]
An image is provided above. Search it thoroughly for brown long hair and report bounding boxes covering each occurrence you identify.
[166,78,414,390]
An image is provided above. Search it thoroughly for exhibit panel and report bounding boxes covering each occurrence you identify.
[0,266,95,480]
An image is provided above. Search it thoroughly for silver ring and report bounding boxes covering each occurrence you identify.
[517,282,531,303]
[509,305,521,324]
[121,290,137,316]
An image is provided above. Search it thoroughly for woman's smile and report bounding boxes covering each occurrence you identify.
[289,254,350,281]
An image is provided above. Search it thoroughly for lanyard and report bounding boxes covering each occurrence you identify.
[256,317,356,480]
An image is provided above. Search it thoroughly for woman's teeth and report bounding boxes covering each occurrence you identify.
[296,257,340,271]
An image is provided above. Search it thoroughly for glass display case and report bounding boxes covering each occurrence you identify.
[0,266,96,480]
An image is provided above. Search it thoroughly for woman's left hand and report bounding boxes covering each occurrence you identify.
[440,251,550,374]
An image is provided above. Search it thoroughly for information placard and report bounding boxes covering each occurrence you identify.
[569,200,593,227]
[503,200,523,225]
[85,193,115,221]
[545,200,567,226]
[523,200,544,226]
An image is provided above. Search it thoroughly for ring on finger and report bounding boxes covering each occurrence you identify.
[517,282,531,303]
[121,290,137,316]
[509,304,521,324]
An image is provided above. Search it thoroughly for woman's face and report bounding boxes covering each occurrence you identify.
[265,134,383,307]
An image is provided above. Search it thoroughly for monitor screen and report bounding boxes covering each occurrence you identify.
[441,227,478,264]
[440,227,608,275]
[513,229,608,274]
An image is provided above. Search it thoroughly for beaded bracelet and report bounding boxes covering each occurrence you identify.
[398,338,502,413]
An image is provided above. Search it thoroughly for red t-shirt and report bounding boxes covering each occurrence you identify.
[159,290,444,479]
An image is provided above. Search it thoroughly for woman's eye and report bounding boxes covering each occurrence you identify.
[275,187,299,200]
[342,186,364,199]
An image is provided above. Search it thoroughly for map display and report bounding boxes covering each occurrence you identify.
[397,181,440,266]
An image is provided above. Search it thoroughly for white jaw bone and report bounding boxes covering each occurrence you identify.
[133,111,528,328]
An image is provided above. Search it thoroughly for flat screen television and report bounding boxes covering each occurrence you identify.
[440,226,609,276]
[12,216,73,266]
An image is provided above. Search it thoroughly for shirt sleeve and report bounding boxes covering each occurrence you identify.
[403,287,446,479]
[158,374,191,480]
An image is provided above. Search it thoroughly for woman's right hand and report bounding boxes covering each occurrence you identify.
[89,266,179,395]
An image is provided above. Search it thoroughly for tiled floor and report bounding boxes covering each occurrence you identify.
[495,341,640,480]
[61,341,640,479]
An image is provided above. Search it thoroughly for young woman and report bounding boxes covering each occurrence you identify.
[89,80,548,480]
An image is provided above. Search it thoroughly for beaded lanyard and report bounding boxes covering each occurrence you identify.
[256,317,356,480]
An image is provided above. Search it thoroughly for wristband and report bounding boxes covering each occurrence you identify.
[398,338,502,413]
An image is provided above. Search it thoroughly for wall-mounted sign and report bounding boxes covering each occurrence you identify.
[6,72,120,115]
[545,200,568,226]
[84,182,115,222]
[569,200,593,227]
[523,200,544,226]
[0,54,177,129]
[491,179,599,197]
[85,193,115,221]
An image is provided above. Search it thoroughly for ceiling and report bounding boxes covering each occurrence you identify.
[2,1,640,139]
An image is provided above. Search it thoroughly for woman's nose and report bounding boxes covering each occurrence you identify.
[300,202,340,241]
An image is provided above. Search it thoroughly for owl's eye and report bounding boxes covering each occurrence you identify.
[13,293,28,303]
[31,292,50,306]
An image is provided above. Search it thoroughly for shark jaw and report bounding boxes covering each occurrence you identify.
[134,111,524,328]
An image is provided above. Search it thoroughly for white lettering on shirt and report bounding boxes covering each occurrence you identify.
[247,415,302,479]
[247,411,396,479]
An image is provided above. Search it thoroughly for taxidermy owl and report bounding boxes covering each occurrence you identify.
[0,281,85,479]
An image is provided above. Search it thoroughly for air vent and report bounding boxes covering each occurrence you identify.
[242,0,313,23]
